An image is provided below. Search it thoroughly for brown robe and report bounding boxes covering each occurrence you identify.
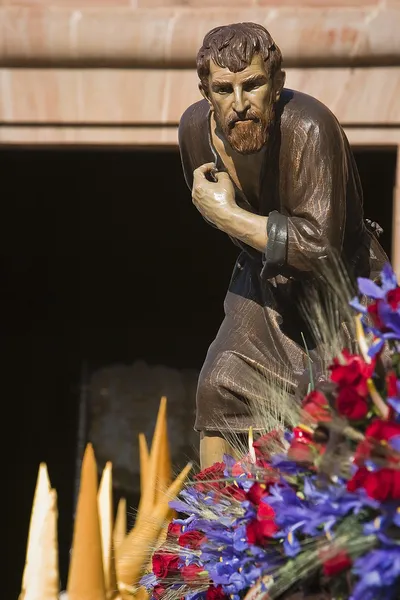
[178,89,388,432]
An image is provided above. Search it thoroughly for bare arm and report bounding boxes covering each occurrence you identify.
[191,163,268,253]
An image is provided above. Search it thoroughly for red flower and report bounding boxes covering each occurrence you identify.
[386,371,399,398]
[347,466,400,501]
[329,350,374,397]
[354,439,374,466]
[152,552,180,579]
[287,426,318,463]
[246,517,279,546]
[288,440,316,463]
[206,585,228,600]
[167,522,182,538]
[336,387,369,420]
[178,530,205,549]
[246,502,279,546]
[246,482,268,505]
[221,485,247,501]
[253,429,285,459]
[347,467,369,492]
[367,302,384,329]
[322,550,352,577]
[194,462,226,491]
[302,390,332,422]
[365,419,400,442]
[231,460,246,477]
[153,585,166,599]
[387,287,400,310]
[257,501,277,521]
[292,426,313,443]
[181,564,205,583]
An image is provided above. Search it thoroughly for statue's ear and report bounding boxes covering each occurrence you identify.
[274,70,286,102]
[199,83,212,106]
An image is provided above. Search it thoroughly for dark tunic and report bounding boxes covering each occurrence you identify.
[178,89,388,432]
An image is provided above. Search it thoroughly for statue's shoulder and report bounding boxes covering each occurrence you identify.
[179,99,209,144]
[280,88,342,136]
[178,99,211,189]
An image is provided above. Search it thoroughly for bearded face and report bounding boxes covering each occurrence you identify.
[204,54,282,155]
[214,105,272,155]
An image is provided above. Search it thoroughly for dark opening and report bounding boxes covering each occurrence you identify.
[3,146,396,596]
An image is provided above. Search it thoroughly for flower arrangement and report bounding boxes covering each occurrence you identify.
[141,264,400,600]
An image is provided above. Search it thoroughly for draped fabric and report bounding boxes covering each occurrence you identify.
[179,90,388,432]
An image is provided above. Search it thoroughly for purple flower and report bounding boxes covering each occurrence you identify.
[351,264,400,347]
[389,434,400,452]
[357,277,386,300]
[270,455,311,475]
[351,548,400,600]
[381,263,399,292]
[140,573,157,589]
[283,530,301,557]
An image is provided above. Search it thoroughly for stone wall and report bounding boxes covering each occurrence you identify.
[86,360,199,494]
[1,0,399,67]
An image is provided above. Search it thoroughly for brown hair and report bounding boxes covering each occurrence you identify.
[197,22,283,92]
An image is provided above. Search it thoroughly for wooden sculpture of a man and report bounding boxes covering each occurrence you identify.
[178,22,388,467]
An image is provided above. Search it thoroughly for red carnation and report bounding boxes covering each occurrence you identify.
[167,522,182,538]
[152,552,180,579]
[153,585,166,600]
[181,564,205,583]
[194,462,226,491]
[364,469,400,501]
[347,466,400,501]
[386,371,399,398]
[287,426,318,463]
[221,485,247,501]
[288,439,316,463]
[178,530,205,549]
[292,426,313,443]
[246,502,279,546]
[246,482,268,505]
[246,517,279,546]
[206,585,228,600]
[387,287,400,310]
[366,418,400,442]
[367,302,384,329]
[354,439,374,466]
[253,429,285,459]
[336,387,369,420]
[302,390,332,423]
[330,350,374,397]
[322,550,352,577]
[347,466,369,492]
[231,460,246,477]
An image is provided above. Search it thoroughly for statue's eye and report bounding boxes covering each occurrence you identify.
[244,79,263,92]
[216,86,232,95]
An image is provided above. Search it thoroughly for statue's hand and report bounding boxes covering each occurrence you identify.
[192,163,236,229]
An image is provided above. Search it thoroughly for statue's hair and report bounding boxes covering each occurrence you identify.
[197,22,283,92]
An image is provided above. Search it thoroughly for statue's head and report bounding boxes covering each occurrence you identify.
[197,22,285,154]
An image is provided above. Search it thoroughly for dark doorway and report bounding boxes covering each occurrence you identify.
[2,146,396,597]
[353,148,396,258]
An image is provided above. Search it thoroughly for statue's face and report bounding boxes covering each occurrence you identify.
[204,54,283,154]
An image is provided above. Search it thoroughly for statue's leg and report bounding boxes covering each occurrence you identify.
[199,431,235,469]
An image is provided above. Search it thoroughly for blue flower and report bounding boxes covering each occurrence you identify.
[186,592,206,600]
[140,573,158,589]
[283,530,301,557]
[351,263,400,346]
[350,547,400,600]
[357,277,386,300]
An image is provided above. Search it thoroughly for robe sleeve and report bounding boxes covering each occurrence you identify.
[262,114,348,277]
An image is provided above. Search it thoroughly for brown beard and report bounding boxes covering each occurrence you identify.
[216,108,272,155]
